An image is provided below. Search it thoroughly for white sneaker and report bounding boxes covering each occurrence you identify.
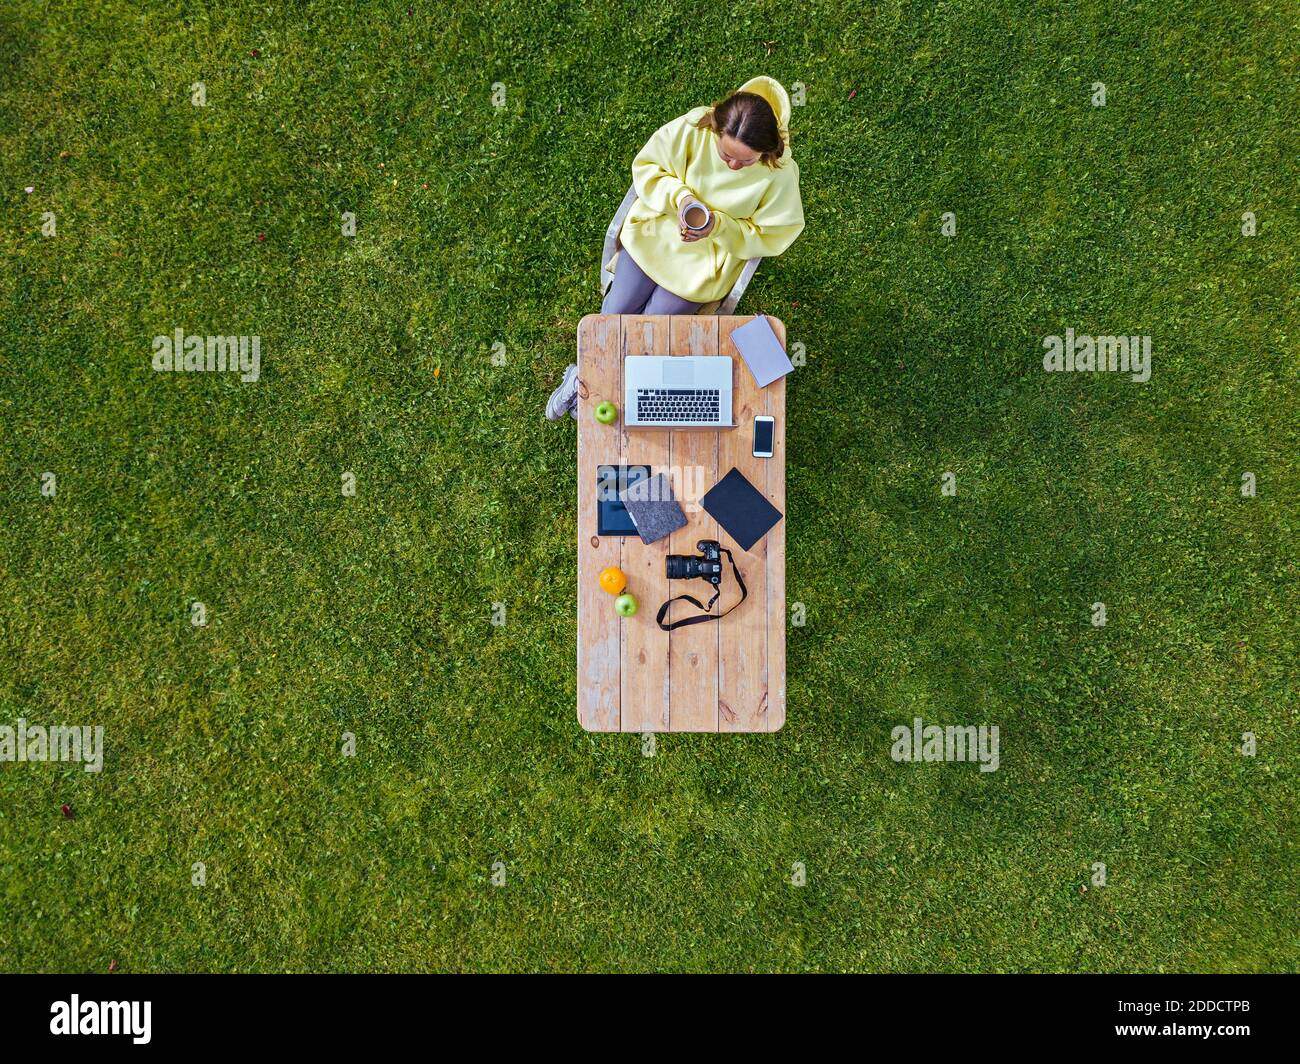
[545,364,580,421]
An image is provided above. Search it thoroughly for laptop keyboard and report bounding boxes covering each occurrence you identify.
[636,388,721,423]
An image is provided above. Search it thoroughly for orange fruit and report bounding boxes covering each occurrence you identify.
[598,566,627,595]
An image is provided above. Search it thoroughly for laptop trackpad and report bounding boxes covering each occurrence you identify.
[662,360,694,388]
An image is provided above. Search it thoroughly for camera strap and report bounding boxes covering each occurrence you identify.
[656,547,747,632]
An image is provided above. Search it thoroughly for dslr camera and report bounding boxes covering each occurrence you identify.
[666,540,724,586]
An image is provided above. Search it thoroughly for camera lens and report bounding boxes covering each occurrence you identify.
[666,555,701,580]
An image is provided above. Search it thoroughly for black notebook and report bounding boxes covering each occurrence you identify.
[700,467,783,552]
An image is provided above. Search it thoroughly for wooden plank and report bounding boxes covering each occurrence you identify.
[619,315,672,732]
[763,318,788,731]
[576,314,623,731]
[717,317,770,732]
[666,316,720,731]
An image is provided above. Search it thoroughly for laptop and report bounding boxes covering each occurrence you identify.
[624,356,733,428]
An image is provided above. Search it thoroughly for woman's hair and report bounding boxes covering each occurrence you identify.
[694,91,785,167]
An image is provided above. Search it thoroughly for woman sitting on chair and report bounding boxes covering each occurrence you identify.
[547,76,805,419]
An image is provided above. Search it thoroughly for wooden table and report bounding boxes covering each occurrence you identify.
[576,314,786,733]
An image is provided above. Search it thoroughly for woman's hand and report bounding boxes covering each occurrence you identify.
[677,195,716,241]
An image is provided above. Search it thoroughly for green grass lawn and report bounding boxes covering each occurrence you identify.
[1,0,1296,972]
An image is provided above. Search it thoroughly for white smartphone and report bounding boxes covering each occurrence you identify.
[752,415,774,458]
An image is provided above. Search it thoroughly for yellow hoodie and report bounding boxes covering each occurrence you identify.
[618,76,805,304]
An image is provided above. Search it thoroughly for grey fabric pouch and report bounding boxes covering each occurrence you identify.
[620,472,687,545]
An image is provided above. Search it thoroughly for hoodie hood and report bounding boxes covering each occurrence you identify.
[736,75,792,138]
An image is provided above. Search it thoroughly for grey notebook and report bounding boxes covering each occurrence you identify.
[619,472,687,545]
[731,314,794,388]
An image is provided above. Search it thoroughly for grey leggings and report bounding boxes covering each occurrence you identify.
[601,251,703,315]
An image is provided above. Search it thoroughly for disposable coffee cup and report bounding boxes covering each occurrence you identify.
[683,203,711,232]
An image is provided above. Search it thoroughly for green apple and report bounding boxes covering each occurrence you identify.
[594,401,618,425]
[614,593,638,617]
